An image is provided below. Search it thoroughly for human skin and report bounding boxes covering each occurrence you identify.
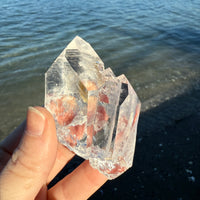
[0,106,107,200]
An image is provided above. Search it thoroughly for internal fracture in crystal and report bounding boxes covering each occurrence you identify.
[45,36,141,179]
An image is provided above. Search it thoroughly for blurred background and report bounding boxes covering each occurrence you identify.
[0,0,200,199]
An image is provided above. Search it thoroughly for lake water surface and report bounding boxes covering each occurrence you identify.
[0,0,200,139]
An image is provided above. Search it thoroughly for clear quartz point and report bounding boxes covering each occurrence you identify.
[45,36,141,179]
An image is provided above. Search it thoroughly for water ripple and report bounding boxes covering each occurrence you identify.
[0,0,200,136]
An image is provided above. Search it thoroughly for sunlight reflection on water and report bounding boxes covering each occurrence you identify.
[0,0,200,138]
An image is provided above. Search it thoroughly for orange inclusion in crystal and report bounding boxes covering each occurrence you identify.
[69,124,85,140]
[106,164,126,174]
[132,104,140,128]
[99,93,109,103]
[115,116,128,142]
[96,106,109,122]
[50,96,77,126]
[82,80,98,91]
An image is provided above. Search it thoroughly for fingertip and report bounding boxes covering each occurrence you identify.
[29,106,57,142]
[26,107,46,136]
[33,106,55,124]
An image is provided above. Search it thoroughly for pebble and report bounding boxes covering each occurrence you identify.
[185,169,192,174]
[188,161,193,165]
[137,137,143,143]
[188,176,195,182]
[99,189,104,196]
[168,173,171,177]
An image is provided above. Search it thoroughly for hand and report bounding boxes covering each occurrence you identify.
[0,106,107,200]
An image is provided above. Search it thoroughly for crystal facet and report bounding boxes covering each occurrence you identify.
[45,36,141,179]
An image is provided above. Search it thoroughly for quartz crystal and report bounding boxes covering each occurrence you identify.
[45,36,141,179]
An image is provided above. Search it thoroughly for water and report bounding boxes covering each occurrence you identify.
[0,0,200,139]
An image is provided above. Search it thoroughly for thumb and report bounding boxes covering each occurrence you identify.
[0,107,58,200]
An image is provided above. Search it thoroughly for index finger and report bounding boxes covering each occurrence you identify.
[48,160,107,200]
